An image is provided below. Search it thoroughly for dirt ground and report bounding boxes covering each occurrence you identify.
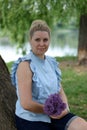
[59,60,87,74]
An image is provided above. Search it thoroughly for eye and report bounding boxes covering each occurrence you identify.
[43,38,48,42]
[35,38,40,42]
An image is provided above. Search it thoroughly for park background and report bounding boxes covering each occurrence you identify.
[0,1,87,128]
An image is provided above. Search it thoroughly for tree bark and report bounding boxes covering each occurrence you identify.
[0,55,17,130]
[78,14,87,65]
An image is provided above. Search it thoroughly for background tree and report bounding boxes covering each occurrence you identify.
[0,55,17,129]
[0,0,87,63]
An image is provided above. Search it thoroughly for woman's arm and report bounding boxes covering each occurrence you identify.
[59,84,70,111]
[17,61,44,113]
[50,85,70,119]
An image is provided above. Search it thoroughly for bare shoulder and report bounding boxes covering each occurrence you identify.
[17,61,32,76]
[18,61,30,68]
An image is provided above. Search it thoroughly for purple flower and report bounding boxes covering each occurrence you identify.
[44,93,66,116]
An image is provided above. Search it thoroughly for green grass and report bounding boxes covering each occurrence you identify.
[7,61,14,72]
[61,67,87,119]
[55,56,77,62]
[7,57,87,120]
[56,57,87,119]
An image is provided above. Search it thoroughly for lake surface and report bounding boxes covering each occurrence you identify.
[0,44,77,63]
[0,28,78,62]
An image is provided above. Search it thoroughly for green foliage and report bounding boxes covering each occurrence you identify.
[0,0,87,53]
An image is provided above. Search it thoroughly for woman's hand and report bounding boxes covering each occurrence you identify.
[49,85,70,119]
[50,108,69,119]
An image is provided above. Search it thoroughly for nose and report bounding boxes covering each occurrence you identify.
[39,40,44,46]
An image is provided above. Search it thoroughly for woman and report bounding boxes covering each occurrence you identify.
[11,20,87,130]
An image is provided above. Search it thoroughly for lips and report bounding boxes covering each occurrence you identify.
[38,47,46,50]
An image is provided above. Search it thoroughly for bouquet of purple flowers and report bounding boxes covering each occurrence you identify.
[44,93,66,116]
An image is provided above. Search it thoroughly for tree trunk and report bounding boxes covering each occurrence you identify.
[78,14,87,65]
[0,55,17,130]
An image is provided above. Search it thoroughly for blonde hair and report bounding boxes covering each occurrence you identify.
[29,20,51,39]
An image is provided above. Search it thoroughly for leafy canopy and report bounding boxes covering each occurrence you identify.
[0,0,87,52]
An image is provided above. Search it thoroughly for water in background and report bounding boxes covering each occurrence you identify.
[0,44,77,63]
[0,28,78,63]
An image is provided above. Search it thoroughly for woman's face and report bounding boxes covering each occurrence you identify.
[30,31,50,59]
